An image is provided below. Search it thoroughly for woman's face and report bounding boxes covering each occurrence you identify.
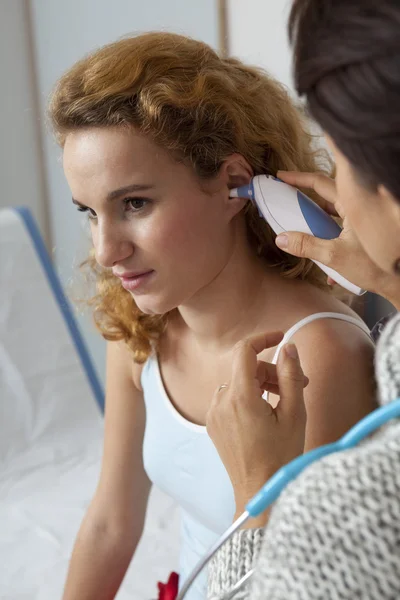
[328,137,400,275]
[63,127,243,315]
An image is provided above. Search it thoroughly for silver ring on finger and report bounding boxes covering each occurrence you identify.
[217,383,229,393]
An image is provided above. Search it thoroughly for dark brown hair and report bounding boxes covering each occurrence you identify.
[289,0,400,200]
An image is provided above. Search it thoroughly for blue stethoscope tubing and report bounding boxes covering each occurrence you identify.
[177,397,400,600]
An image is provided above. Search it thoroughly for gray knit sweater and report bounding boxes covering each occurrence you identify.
[208,312,400,600]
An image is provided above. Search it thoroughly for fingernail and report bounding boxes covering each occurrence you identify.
[285,344,298,359]
[276,234,288,249]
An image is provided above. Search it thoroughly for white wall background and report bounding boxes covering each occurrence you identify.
[226,0,321,142]
[6,0,219,384]
[0,0,49,242]
[226,0,294,90]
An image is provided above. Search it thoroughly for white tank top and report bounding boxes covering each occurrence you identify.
[140,312,371,600]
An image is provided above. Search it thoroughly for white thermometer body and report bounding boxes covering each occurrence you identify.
[230,175,364,296]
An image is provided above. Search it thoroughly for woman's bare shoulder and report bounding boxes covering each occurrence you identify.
[262,282,376,449]
[276,277,365,328]
[106,340,146,392]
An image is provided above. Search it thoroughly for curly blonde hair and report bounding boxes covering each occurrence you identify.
[49,31,331,362]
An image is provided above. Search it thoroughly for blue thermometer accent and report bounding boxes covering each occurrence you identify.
[246,398,400,517]
[233,181,264,218]
[234,181,256,199]
[297,191,342,240]
[269,176,341,240]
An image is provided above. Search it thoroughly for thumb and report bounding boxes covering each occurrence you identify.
[276,231,335,268]
[276,344,306,422]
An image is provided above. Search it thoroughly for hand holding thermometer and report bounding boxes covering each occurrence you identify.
[229,175,364,296]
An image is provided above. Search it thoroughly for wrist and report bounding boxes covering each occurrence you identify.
[234,507,271,529]
[233,473,275,523]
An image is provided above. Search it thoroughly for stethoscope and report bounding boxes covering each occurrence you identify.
[176,397,400,600]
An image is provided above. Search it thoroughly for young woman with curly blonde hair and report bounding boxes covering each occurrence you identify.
[51,32,375,600]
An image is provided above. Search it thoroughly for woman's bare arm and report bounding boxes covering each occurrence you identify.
[62,341,151,600]
[287,319,376,452]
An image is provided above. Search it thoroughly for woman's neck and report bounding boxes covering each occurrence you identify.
[174,238,281,352]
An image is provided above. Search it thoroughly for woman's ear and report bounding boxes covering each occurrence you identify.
[223,154,253,190]
[219,154,253,218]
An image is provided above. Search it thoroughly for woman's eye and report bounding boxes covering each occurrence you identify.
[76,206,97,220]
[125,197,148,212]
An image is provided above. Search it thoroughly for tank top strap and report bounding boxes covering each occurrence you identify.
[271,312,372,365]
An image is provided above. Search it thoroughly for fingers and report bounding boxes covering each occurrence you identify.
[256,360,278,388]
[277,170,337,206]
[256,360,309,392]
[276,344,307,423]
[231,331,284,389]
[275,230,338,268]
[243,331,285,356]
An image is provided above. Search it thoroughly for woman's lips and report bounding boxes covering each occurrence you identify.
[118,270,154,291]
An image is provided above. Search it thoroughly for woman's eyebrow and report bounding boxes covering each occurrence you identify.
[72,183,155,206]
[106,183,155,201]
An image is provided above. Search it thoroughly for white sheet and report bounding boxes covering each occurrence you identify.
[0,208,180,599]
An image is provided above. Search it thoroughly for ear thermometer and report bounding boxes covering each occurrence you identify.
[230,175,364,295]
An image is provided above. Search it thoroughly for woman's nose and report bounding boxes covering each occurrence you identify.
[94,222,133,268]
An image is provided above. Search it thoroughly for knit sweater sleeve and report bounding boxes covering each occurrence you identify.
[208,427,400,600]
[208,528,264,599]
[207,313,400,600]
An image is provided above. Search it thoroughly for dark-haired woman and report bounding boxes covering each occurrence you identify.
[207,1,400,598]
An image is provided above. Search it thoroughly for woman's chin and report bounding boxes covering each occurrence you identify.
[132,294,176,316]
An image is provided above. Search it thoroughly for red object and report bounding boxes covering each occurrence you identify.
[157,572,180,600]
